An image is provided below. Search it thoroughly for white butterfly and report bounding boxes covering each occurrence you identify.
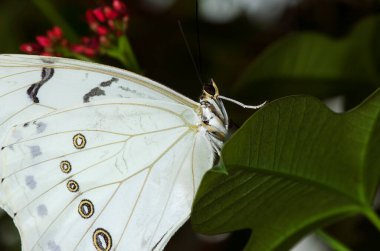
[0,54,264,251]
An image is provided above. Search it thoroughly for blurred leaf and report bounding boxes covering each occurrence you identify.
[192,89,380,250]
[234,16,380,101]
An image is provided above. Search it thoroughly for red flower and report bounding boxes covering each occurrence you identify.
[36,36,51,47]
[20,43,42,54]
[86,10,97,25]
[47,26,63,40]
[104,6,118,20]
[20,26,67,56]
[71,36,100,57]
[113,0,127,14]
[93,8,106,22]
[97,26,109,36]
[71,44,97,57]
[85,1,129,38]
[20,0,130,58]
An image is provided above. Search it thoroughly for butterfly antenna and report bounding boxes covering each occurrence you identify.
[218,95,267,109]
[178,20,203,86]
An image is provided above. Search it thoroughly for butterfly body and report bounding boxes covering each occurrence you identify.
[0,55,227,250]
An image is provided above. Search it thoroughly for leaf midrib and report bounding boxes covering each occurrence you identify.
[226,164,365,207]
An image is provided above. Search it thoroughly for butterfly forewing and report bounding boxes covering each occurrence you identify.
[0,54,197,145]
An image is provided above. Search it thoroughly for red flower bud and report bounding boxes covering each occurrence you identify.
[20,43,41,54]
[93,8,106,22]
[83,47,97,57]
[36,36,51,47]
[86,10,97,25]
[72,44,97,57]
[71,44,84,53]
[82,36,100,49]
[97,26,108,36]
[104,6,119,20]
[113,0,127,14]
[47,26,63,40]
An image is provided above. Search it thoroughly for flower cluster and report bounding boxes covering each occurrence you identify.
[20,0,129,58]
[86,0,128,37]
[20,26,67,56]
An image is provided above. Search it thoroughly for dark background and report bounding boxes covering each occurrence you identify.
[0,0,379,250]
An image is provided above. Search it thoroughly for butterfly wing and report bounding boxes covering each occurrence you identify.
[0,54,197,143]
[0,55,215,250]
[0,99,214,251]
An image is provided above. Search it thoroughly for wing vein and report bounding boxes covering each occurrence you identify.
[2,125,187,179]
[0,104,34,127]
[147,133,196,249]
[113,130,192,250]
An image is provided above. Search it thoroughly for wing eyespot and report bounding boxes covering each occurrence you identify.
[78,199,94,219]
[60,160,72,173]
[73,133,86,149]
[93,228,112,251]
[66,180,79,192]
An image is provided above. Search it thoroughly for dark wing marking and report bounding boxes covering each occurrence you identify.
[27,68,55,103]
[83,77,119,103]
[100,77,118,87]
[83,87,105,103]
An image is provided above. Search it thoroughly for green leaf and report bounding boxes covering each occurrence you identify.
[192,89,380,251]
[234,16,380,100]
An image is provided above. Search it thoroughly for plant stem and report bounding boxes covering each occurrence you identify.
[316,230,352,251]
[364,208,380,232]
[31,0,79,41]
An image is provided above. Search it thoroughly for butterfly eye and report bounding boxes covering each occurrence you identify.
[78,199,94,219]
[66,180,79,192]
[73,133,86,149]
[60,161,72,173]
[93,228,112,251]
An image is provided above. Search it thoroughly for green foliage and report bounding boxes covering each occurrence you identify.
[192,90,380,250]
[234,16,380,101]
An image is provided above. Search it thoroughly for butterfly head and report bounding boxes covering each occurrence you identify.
[199,79,229,155]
